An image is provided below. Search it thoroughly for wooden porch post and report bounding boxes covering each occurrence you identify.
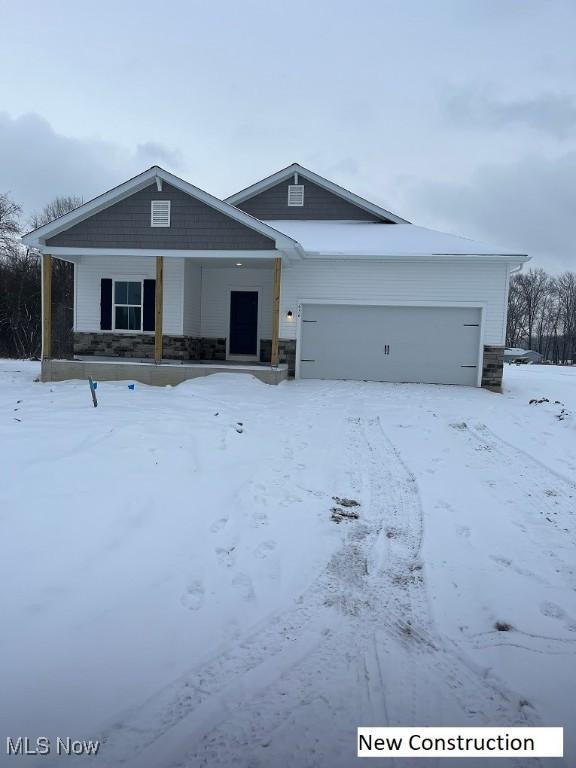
[155,256,163,362]
[41,253,52,360]
[271,257,282,367]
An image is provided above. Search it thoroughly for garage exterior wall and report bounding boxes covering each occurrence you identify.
[74,256,184,336]
[279,260,509,346]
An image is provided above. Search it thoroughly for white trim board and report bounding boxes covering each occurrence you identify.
[39,247,290,261]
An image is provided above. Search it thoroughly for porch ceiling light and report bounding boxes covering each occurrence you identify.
[235,262,243,267]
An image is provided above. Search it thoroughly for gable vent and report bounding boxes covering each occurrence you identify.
[287,184,304,207]
[151,200,171,227]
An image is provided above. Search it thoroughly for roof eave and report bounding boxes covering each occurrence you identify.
[21,166,300,252]
[299,251,530,262]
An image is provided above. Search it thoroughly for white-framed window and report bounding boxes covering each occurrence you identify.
[151,200,171,227]
[113,280,143,331]
[287,184,304,206]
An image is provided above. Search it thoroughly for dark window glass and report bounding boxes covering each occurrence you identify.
[128,307,141,330]
[114,282,128,304]
[115,306,128,329]
[127,282,141,304]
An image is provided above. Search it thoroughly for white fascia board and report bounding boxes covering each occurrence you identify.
[300,252,530,264]
[22,167,160,244]
[21,166,300,252]
[40,246,299,262]
[225,163,410,224]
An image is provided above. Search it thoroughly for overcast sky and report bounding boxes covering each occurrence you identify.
[1,0,575,271]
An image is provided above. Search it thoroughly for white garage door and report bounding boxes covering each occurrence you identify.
[299,304,481,386]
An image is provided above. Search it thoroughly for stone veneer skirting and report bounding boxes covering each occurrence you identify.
[74,334,498,387]
[74,332,227,362]
[73,333,295,371]
[260,339,297,376]
[481,345,504,389]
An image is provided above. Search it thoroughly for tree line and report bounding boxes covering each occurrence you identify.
[0,188,575,363]
[507,268,576,363]
[0,192,81,358]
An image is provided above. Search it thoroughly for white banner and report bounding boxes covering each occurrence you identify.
[357,727,563,758]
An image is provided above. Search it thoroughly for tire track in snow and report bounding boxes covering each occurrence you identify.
[91,414,538,768]
[452,421,576,590]
[174,415,538,768]
[89,412,376,768]
[358,418,539,754]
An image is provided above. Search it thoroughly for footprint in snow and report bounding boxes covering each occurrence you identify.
[210,517,228,534]
[215,545,236,567]
[251,510,268,528]
[540,601,565,619]
[254,540,277,559]
[180,580,205,611]
[232,572,255,601]
[539,601,576,631]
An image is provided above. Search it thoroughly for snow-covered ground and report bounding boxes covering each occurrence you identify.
[1,360,575,768]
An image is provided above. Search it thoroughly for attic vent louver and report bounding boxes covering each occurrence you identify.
[151,200,171,227]
[287,184,304,207]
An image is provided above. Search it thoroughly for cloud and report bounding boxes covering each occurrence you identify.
[445,90,576,139]
[0,112,184,220]
[135,142,183,169]
[405,153,576,273]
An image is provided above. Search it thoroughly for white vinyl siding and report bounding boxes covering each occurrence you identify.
[200,267,273,338]
[73,256,509,350]
[279,260,509,346]
[74,256,184,335]
[183,260,201,335]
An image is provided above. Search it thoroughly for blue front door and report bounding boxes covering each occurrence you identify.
[229,291,258,356]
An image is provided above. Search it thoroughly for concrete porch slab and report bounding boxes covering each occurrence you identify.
[41,359,289,386]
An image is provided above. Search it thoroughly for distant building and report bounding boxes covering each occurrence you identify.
[504,348,543,364]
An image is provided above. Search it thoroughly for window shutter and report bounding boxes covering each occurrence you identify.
[287,184,304,206]
[100,279,112,330]
[143,279,156,332]
[151,200,171,227]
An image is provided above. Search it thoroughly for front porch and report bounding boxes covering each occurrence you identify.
[41,357,289,386]
[40,252,296,385]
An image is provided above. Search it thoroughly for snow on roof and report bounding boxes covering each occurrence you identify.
[505,348,542,357]
[264,221,528,260]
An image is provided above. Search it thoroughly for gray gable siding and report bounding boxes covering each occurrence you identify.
[46,183,276,250]
[235,178,387,221]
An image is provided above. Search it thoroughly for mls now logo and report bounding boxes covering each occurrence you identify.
[6,736,101,756]
[6,738,50,756]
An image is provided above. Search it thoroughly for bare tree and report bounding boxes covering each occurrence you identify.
[28,196,84,358]
[28,195,83,231]
[506,273,526,348]
[0,192,21,249]
[514,268,550,351]
[0,193,83,358]
[0,194,41,357]
[557,272,576,364]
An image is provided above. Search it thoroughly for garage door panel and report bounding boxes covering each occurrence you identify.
[300,305,481,386]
